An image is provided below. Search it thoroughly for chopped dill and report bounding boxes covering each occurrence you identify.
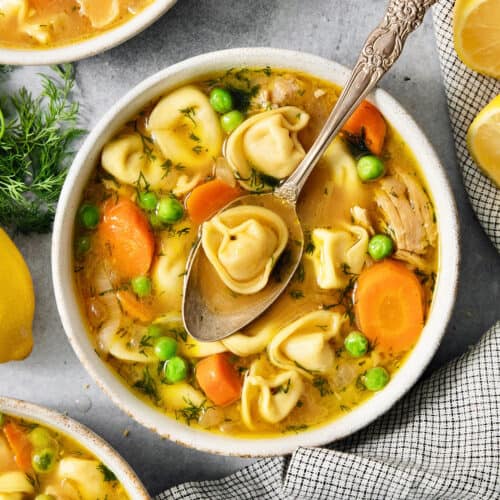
[312,376,333,397]
[289,289,304,299]
[283,424,308,433]
[97,463,117,482]
[179,106,197,126]
[175,398,211,426]
[133,367,159,403]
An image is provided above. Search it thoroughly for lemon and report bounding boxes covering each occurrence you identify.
[0,228,34,362]
[453,0,500,78]
[467,94,500,186]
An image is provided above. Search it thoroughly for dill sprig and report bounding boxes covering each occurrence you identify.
[0,64,84,233]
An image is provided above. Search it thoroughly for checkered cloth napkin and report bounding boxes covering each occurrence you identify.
[433,0,500,251]
[158,321,500,499]
[158,2,500,498]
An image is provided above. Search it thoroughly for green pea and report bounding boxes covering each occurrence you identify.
[164,356,188,383]
[368,234,394,260]
[209,88,234,114]
[78,203,100,229]
[147,324,164,338]
[220,110,244,133]
[76,235,91,255]
[131,276,152,297]
[32,448,57,473]
[157,196,184,223]
[35,495,56,500]
[363,367,390,391]
[356,155,385,182]
[138,191,158,212]
[29,427,54,450]
[344,331,369,357]
[155,336,178,361]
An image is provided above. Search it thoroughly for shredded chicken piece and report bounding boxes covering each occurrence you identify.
[314,89,326,98]
[374,174,437,256]
[350,206,374,235]
[271,75,303,105]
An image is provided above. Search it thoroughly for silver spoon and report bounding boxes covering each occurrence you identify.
[183,0,437,342]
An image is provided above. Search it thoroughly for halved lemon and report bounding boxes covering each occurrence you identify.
[453,0,500,78]
[466,94,500,186]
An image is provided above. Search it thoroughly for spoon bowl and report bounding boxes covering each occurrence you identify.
[182,192,303,342]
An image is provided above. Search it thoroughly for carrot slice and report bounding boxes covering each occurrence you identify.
[355,259,424,353]
[342,100,387,156]
[3,422,32,471]
[116,290,155,323]
[98,197,155,280]
[195,353,242,407]
[186,179,242,225]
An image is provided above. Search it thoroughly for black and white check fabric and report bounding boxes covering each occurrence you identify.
[433,0,500,251]
[158,321,500,499]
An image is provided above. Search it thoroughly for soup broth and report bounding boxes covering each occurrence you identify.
[73,68,438,437]
[0,0,153,49]
[0,412,129,499]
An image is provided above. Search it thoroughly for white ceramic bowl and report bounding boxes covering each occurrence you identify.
[52,48,460,457]
[0,0,177,65]
[0,397,149,498]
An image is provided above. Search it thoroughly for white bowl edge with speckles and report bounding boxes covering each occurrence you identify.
[52,48,460,457]
[0,397,150,498]
[0,0,177,65]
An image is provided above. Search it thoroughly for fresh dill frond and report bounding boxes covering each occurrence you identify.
[133,367,160,403]
[175,398,211,426]
[0,64,84,232]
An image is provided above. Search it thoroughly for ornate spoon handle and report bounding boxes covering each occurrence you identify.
[278,0,438,201]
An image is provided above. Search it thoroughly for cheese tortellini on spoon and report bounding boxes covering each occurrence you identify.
[226,106,309,191]
[241,358,304,429]
[268,310,344,377]
[202,206,289,294]
[308,224,369,290]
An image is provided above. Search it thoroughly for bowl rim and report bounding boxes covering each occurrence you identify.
[52,47,460,457]
[0,396,150,498]
[0,0,177,65]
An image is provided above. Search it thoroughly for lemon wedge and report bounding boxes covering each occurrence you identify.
[0,228,34,362]
[467,94,500,187]
[453,0,500,78]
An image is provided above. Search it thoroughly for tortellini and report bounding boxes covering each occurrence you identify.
[101,133,171,190]
[320,138,367,208]
[57,458,115,500]
[241,358,304,429]
[268,311,344,377]
[308,224,369,290]
[148,86,223,190]
[0,472,34,494]
[225,107,309,191]
[202,206,288,294]
[222,323,276,357]
[152,221,196,311]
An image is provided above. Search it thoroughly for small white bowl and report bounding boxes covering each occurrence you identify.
[52,48,460,457]
[0,0,177,65]
[0,397,149,498]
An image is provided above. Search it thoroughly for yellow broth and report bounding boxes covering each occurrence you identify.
[73,68,438,437]
[0,413,129,499]
[0,0,153,49]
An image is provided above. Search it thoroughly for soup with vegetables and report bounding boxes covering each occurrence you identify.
[73,68,438,437]
[0,413,128,499]
[0,0,153,49]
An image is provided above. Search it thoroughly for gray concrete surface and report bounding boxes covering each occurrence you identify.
[1,0,499,496]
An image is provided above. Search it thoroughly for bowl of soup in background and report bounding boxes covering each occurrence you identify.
[0,396,149,498]
[52,48,459,456]
[0,0,177,65]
